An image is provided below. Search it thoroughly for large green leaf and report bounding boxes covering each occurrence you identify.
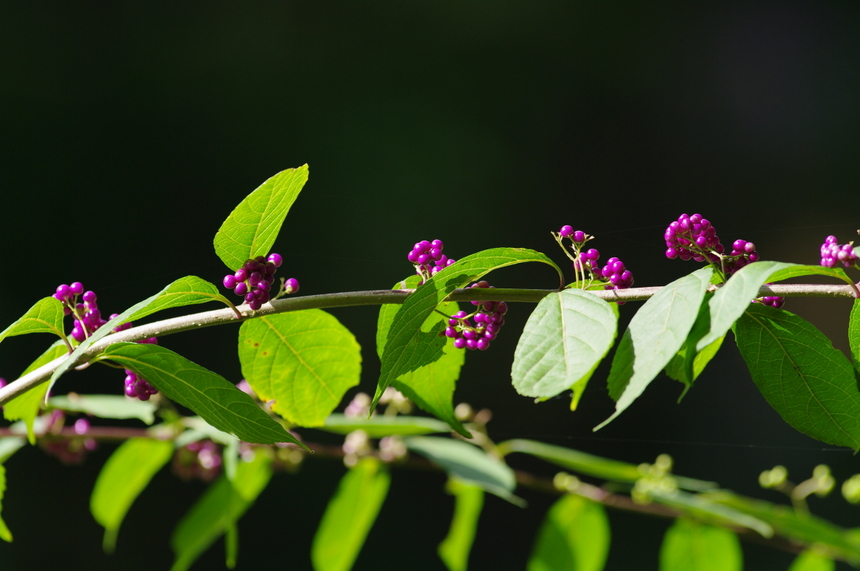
[3,340,68,444]
[213,165,309,270]
[377,276,468,437]
[596,267,713,430]
[659,519,741,571]
[0,464,11,542]
[102,343,306,447]
[125,276,233,322]
[512,288,617,407]
[404,436,521,505]
[768,264,856,286]
[664,298,722,395]
[375,247,563,411]
[319,414,451,438]
[788,550,835,571]
[438,479,484,571]
[849,299,860,375]
[311,457,390,571]
[527,494,610,571]
[0,297,66,344]
[238,310,361,428]
[91,438,174,552]
[171,451,272,571]
[735,305,860,449]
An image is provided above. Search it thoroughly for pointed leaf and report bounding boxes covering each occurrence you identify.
[238,310,361,427]
[320,414,451,437]
[91,438,174,552]
[3,340,68,444]
[49,394,157,424]
[0,438,25,464]
[849,299,860,374]
[377,276,468,437]
[528,494,609,571]
[376,247,563,411]
[405,436,522,505]
[665,297,722,395]
[512,289,617,406]
[735,305,860,449]
[0,297,66,344]
[659,519,741,571]
[768,264,855,286]
[438,479,484,571]
[171,451,272,571]
[311,457,390,571]
[788,550,834,571]
[103,343,306,447]
[213,165,309,270]
[597,267,713,430]
[125,276,234,322]
[0,464,11,542]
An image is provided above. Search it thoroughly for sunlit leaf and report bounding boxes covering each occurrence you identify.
[597,267,713,430]
[238,310,361,427]
[50,394,157,424]
[311,457,390,571]
[0,297,66,345]
[125,276,234,322]
[438,479,483,571]
[319,414,451,438]
[512,288,617,407]
[3,340,68,444]
[0,438,25,464]
[664,298,721,396]
[788,549,835,571]
[103,343,306,447]
[735,305,860,449]
[659,519,741,571]
[213,165,309,271]
[768,264,855,287]
[91,438,174,552]
[377,276,468,437]
[849,299,860,375]
[528,494,609,571]
[0,464,11,542]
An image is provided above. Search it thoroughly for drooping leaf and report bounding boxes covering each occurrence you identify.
[91,438,174,552]
[0,464,11,542]
[213,165,309,271]
[849,299,860,375]
[438,479,484,571]
[527,494,610,571]
[405,436,522,505]
[512,288,617,407]
[664,297,722,396]
[102,343,306,447]
[3,340,68,444]
[0,297,66,345]
[171,451,272,571]
[50,394,157,424]
[320,414,451,438]
[0,438,25,464]
[659,519,742,571]
[376,247,563,411]
[788,550,835,571]
[377,276,468,437]
[311,457,390,571]
[238,310,361,428]
[735,305,860,449]
[125,276,234,322]
[596,267,713,430]
[649,489,772,537]
[768,264,856,287]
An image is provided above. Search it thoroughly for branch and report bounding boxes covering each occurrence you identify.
[0,283,856,406]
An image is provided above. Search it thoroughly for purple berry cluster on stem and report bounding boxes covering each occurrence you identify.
[724,239,760,274]
[664,214,724,263]
[444,281,507,351]
[408,239,456,283]
[554,225,634,297]
[820,235,858,269]
[222,253,299,311]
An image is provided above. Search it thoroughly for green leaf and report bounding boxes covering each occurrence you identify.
[376,247,563,411]
[319,414,451,438]
[512,289,617,407]
[0,464,11,542]
[788,550,834,571]
[125,276,234,322]
[438,479,484,571]
[377,276,469,437]
[659,519,742,571]
[735,305,860,449]
[664,297,722,396]
[404,436,522,505]
[171,451,272,571]
[0,438,26,464]
[238,310,361,428]
[768,264,856,286]
[3,340,68,444]
[596,267,713,430]
[91,438,174,552]
[527,494,610,571]
[0,297,66,345]
[213,165,309,271]
[102,343,306,447]
[311,457,390,571]
[849,299,860,375]
[649,489,772,538]
[50,394,157,424]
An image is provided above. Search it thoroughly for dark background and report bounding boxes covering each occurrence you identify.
[2,2,860,570]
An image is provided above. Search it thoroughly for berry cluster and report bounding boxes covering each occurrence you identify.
[724,239,761,274]
[820,235,858,269]
[444,281,507,351]
[555,225,635,293]
[664,214,724,262]
[172,439,223,482]
[124,366,158,401]
[408,239,456,283]
[753,291,785,309]
[222,253,299,311]
[40,412,97,465]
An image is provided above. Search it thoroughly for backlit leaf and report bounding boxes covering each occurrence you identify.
[768,264,855,286]
[125,276,234,322]
[0,464,11,542]
[50,394,157,424]
[438,479,484,571]
[0,297,65,344]
[320,414,451,438]
[659,519,741,571]
[788,550,834,571]
[528,494,609,571]
[849,299,860,375]
[3,340,68,444]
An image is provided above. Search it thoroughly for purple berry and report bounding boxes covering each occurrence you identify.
[559,225,574,238]
[69,282,84,296]
[223,275,237,289]
[267,253,283,267]
[285,278,300,294]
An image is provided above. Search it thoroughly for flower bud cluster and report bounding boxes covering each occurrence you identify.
[820,235,858,269]
[408,239,456,283]
[222,253,299,311]
[444,281,507,351]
